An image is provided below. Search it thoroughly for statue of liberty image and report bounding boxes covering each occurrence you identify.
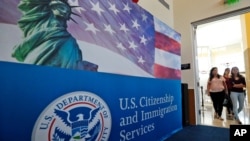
[12,0,98,71]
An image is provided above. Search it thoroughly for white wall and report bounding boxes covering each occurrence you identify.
[173,0,250,88]
[138,0,174,28]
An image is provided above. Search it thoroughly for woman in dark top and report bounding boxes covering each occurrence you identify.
[229,67,246,124]
[223,68,233,117]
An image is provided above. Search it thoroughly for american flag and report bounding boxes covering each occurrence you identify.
[0,0,181,79]
[153,18,181,79]
[67,0,181,79]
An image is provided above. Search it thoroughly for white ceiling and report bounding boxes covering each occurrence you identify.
[196,15,242,48]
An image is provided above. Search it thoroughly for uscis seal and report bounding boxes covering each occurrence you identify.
[32,91,112,141]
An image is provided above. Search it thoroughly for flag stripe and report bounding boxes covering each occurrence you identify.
[154,17,181,43]
[154,64,181,79]
[153,18,181,79]
[155,32,181,56]
[155,48,180,70]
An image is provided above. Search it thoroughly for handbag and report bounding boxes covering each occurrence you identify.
[223,95,229,106]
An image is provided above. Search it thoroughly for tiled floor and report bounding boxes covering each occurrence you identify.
[200,97,250,128]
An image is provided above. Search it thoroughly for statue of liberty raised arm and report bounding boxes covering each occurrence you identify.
[12,0,98,71]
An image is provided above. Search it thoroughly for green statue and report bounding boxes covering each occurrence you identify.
[12,0,98,71]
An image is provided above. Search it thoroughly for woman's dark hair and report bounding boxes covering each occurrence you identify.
[209,67,221,81]
[231,66,244,79]
[223,68,230,76]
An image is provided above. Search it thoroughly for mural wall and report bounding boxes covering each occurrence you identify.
[0,1,182,140]
[0,0,181,79]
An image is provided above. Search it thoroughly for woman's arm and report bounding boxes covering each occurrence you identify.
[233,83,245,88]
[232,77,246,88]
[207,81,211,96]
[223,80,228,94]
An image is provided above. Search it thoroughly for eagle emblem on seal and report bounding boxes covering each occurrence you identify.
[53,107,101,141]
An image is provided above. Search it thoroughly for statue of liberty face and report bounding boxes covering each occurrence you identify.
[50,0,71,20]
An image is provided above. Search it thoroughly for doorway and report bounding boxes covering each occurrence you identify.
[192,9,250,127]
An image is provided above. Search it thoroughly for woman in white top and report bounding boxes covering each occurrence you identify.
[207,67,228,120]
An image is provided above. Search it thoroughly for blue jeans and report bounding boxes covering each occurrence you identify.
[230,91,245,120]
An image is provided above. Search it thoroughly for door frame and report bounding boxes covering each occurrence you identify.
[191,7,250,125]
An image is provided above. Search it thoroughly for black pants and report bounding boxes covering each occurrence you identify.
[225,92,233,114]
[210,91,225,117]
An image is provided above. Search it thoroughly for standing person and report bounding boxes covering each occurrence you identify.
[229,67,246,124]
[207,67,228,120]
[223,68,233,118]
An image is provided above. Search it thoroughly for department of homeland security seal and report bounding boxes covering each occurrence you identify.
[32,91,112,141]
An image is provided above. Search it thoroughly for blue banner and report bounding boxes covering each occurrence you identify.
[0,61,182,141]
